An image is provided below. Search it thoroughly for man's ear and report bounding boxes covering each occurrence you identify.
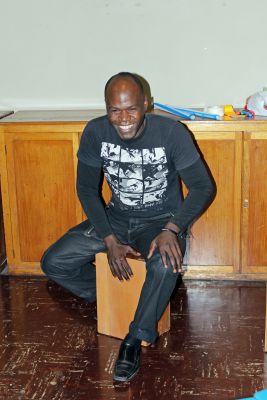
[144,96,149,111]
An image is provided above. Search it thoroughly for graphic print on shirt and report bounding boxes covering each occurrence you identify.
[101,142,168,210]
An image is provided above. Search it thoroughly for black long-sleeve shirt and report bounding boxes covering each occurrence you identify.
[77,157,215,239]
[76,114,215,238]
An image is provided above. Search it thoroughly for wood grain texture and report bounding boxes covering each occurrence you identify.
[4,131,83,271]
[1,112,267,278]
[186,132,242,273]
[95,253,170,342]
[0,182,6,268]
[242,133,267,272]
[0,276,265,399]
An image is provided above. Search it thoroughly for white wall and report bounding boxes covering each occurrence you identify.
[0,0,266,110]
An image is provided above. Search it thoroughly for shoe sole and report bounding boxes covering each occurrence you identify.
[113,367,140,382]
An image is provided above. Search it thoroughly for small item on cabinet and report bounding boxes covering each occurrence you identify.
[153,103,196,120]
[154,102,222,120]
[223,105,254,119]
[174,106,222,120]
[245,91,267,116]
[222,105,254,119]
[240,110,254,118]
[223,104,238,117]
[205,105,224,117]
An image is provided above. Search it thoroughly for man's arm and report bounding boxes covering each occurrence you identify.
[148,158,215,271]
[169,157,215,232]
[76,160,113,239]
[77,160,140,280]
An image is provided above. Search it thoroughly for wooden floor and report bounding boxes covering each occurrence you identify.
[0,276,266,400]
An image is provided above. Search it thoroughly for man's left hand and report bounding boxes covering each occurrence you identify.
[147,231,183,273]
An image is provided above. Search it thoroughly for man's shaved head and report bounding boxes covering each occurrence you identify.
[104,72,144,100]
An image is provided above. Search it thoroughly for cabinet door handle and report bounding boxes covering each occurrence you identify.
[243,199,249,208]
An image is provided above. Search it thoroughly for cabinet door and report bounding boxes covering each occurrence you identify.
[185,131,242,277]
[5,130,83,273]
[242,132,267,273]
[0,182,6,269]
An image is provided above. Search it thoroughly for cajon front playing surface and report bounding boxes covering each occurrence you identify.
[95,252,170,341]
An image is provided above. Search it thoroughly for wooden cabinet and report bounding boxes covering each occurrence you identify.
[0,111,105,273]
[241,131,267,274]
[185,131,242,277]
[183,120,267,279]
[1,111,267,279]
[4,131,82,273]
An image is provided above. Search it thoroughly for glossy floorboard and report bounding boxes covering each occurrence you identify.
[0,276,266,400]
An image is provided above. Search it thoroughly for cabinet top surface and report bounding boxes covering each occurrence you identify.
[0,109,106,123]
[1,109,267,129]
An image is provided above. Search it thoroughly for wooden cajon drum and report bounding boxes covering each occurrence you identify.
[95,252,170,343]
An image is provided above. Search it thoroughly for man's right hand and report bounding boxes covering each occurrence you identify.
[104,234,140,281]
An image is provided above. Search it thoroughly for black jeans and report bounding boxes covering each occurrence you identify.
[41,211,186,343]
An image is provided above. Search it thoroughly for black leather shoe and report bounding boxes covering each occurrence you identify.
[113,338,141,382]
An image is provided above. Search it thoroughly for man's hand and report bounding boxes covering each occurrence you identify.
[147,230,183,273]
[104,235,140,280]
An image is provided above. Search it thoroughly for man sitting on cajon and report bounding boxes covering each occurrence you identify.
[41,72,214,382]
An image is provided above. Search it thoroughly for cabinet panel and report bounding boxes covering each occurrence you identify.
[242,133,267,272]
[186,132,242,274]
[0,181,6,268]
[5,131,83,271]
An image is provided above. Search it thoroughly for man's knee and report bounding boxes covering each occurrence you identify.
[146,252,178,280]
[40,247,58,277]
[40,242,70,279]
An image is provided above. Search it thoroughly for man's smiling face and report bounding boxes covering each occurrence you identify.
[105,77,148,140]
